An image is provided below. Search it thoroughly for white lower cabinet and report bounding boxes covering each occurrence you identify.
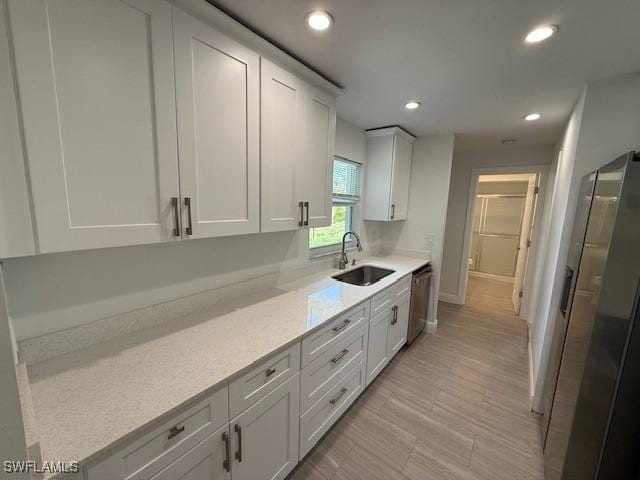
[151,426,230,480]
[230,373,300,480]
[388,294,411,357]
[86,275,422,480]
[366,286,412,387]
[300,326,367,413]
[87,386,229,480]
[366,308,393,386]
[299,361,366,458]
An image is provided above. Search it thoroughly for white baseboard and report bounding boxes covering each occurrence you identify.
[426,317,438,334]
[438,292,462,305]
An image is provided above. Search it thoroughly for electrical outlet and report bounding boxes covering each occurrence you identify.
[424,233,435,248]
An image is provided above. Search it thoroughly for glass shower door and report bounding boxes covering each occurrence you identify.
[470,195,525,277]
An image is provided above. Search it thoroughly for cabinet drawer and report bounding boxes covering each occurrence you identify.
[299,361,365,459]
[301,302,369,367]
[229,342,300,418]
[150,426,229,480]
[394,274,412,301]
[300,326,367,414]
[87,385,228,480]
[371,286,394,318]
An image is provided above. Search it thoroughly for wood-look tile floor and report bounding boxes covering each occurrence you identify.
[290,276,545,480]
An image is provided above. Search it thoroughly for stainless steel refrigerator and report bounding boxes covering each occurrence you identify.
[542,151,640,479]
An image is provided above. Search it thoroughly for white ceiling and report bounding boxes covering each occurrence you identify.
[210,0,640,151]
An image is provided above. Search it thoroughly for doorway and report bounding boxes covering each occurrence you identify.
[465,173,541,315]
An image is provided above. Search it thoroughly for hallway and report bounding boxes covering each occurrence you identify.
[291,276,544,480]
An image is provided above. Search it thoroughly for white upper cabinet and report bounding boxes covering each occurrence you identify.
[6,1,335,255]
[260,59,305,233]
[173,7,259,239]
[260,59,335,232]
[8,0,180,253]
[301,85,335,229]
[363,127,415,221]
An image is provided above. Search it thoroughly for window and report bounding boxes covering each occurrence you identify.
[309,157,362,252]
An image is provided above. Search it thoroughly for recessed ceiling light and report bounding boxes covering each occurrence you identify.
[405,101,421,110]
[523,113,541,121]
[525,24,558,44]
[306,11,333,31]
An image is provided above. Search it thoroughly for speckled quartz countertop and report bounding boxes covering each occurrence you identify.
[25,254,430,475]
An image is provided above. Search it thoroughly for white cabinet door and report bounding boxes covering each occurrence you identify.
[151,426,230,480]
[230,373,300,480]
[364,128,414,221]
[388,295,410,357]
[389,134,413,221]
[173,7,259,239]
[366,309,392,386]
[260,59,305,232]
[301,85,335,228]
[8,0,180,253]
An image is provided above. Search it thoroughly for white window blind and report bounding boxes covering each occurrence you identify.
[333,157,361,202]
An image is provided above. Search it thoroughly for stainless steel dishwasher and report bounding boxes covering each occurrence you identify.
[407,263,432,345]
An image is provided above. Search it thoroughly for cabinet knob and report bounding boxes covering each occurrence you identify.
[184,197,193,235]
[332,318,351,333]
[167,425,185,440]
[234,424,243,462]
[329,387,348,405]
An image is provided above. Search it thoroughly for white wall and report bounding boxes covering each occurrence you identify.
[379,134,455,326]
[440,145,555,299]
[3,117,373,341]
[530,72,640,408]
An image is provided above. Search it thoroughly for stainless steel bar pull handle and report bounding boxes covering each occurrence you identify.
[298,201,304,227]
[391,305,398,325]
[330,349,349,364]
[391,204,395,219]
[222,431,231,472]
[304,201,309,226]
[171,197,180,237]
[265,367,276,377]
[332,318,351,333]
[168,425,184,440]
[234,424,242,462]
[329,387,348,405]
[185,197,193,235]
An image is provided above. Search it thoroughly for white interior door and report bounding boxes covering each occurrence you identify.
[9,0,180,253]
[512,175,540,313]
[173,7,259,239]
[301,85,335,228]
[230,374,299,480]
[389,134,412,220]
[260,59,305,232]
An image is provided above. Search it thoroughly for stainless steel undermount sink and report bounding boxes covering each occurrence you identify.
[332,265,395,286]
